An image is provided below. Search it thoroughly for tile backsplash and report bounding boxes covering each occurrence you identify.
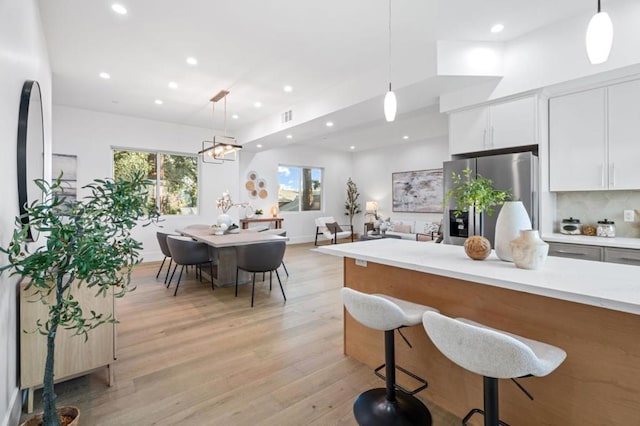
[556,191,640,238]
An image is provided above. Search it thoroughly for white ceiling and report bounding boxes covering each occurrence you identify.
[38,0,600,152]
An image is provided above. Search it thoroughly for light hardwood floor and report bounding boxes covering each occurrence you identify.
[20,242,460,425]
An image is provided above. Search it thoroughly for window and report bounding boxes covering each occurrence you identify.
[278,165,322,212]
[113,149,198,215]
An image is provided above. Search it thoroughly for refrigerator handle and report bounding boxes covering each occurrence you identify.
[483,129,487,148]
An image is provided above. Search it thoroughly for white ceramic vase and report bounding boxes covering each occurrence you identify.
[509,230,549,270]
[494,201,532,262]
[217,213,232,227]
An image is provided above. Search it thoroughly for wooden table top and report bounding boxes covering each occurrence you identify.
[178,227,288,248]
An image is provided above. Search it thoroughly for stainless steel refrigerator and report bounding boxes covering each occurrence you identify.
[442,152,538,247]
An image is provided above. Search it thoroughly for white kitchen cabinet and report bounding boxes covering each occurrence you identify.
[549,88,607,191]
[607,79,640,189]
[550,79,640,191]
[449,95,537,155]
[449,106,489,154]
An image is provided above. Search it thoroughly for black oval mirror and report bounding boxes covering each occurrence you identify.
[17,80,44,242]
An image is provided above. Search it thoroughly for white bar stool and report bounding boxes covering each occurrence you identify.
[422,311,567,426]
[341,287,438,425]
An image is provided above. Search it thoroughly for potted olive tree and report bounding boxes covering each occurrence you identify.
[1,172,158,426]
[344,178,361,237]
[445,167,510,260]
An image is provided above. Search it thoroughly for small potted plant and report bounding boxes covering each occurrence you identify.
[445,167,510,260]
[1,172,158,426]
[254,208,264,217]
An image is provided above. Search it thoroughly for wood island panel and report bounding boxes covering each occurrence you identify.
[343,257,640,425]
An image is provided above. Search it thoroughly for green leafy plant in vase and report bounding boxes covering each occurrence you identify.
[1,172,158,426]
[254,208,264,217]
[444,167,511,260]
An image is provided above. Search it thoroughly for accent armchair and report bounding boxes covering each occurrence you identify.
[314,216,353,246]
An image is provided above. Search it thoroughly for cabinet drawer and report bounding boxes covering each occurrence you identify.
[547,242,603,261]
[604,247,640,266]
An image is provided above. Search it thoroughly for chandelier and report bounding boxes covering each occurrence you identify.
[199,89,242,163]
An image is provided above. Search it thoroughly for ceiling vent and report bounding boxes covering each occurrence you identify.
[281,109,293,124]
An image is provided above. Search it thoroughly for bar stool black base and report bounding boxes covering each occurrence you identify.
[353,388,432,426]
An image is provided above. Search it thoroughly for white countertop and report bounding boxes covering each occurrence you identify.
[316,239,640,315]
[542,233,640,249]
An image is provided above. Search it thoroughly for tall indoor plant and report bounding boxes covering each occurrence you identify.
[344,178,361,236]
[445,167,510,259]
[1,172,158,426]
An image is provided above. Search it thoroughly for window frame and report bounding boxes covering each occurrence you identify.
[277,164,324,213]
[111,146,199,216]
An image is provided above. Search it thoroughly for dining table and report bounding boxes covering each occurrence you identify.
[178,226,288,287]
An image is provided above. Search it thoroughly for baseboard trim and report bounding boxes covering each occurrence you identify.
[2,388,21,426]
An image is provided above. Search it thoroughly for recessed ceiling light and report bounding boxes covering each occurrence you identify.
[349,146,356,150]
[168,81,178,89]
[491,23,504,33]
[99,72,111,79]
[111,4,127,15]
[154,99,163,105]
[232,114,239,119]
[326,121,334,127]
[186,57,198,66]
[283,85,293,93]
[403,135,409,140]
[254,101,262,108]
[286,134,293,139]
[256,144,263,148]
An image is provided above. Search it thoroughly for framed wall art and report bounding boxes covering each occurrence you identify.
[392,168,443,213]
[52,153,78,203]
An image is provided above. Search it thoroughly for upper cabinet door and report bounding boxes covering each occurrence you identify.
[549,88,607,191]
[608,79,640,190]
[449,106,489,155]
[490,96,537,149]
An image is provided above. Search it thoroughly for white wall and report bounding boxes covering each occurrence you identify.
[0,1,52,424]
[52,106,239,261]
[239,145,352,243]
[352,136,449,233]
[440,0,640,111]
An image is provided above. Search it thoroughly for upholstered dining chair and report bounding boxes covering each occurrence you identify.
[156,231,176,284]
[259,228,289,276]
[235,240,287,307]
[166,235,214,296]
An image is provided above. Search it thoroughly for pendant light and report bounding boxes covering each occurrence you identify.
[198,90,242,164]
[383,0,397,122]
[586,0,613,65]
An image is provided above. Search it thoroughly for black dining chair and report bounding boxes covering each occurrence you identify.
[166,235,214,296]
[235,241,287,307]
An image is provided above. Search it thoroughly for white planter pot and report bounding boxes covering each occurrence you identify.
[494,201,532,262]
[217,213,232,227]
[510,229,549,270]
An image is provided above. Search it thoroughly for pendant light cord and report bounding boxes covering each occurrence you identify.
[597,0,601,13]
[388,0,392,91]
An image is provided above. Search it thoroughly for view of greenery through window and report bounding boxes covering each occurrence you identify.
[113,149,198,215]
[278,165,322,211]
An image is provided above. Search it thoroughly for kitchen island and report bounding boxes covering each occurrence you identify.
[317,239,640,425]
